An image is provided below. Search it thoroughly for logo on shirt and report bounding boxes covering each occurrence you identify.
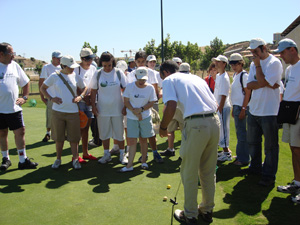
[0,72,4,79]
[100,81,108,87]
[134,94,146,98]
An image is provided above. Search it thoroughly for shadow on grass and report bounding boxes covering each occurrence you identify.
[262,196,300,225]
[7,140,55,156]
[214,175,273,219]
[216,162,248,182]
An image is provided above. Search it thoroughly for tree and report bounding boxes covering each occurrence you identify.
[143,39,158,58]
[35,62,43,75]
[199,37,226,71]
[82,42,98,54]
[157,34,175,60]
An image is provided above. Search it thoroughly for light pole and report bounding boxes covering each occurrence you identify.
[161,0,164,62]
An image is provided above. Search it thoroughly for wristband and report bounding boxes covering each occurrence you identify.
[242,106,246,110]
[160,126,167,131]
[49,96,53,101]
[141,107,144,112]
[80,95,84,99]
[256,65,261,68]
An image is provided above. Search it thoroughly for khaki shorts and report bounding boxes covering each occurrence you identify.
[46,100,53,129]
[282,118,300,147]
[97,115,124,141]
[167,108,184,132]
[51,110,81,142]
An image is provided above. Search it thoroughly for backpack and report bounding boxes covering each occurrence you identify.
[239,71,246,95]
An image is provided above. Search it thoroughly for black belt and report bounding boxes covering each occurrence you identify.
[185,113,216,120]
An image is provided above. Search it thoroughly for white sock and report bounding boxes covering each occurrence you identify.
[1,150,10,160]
[294,180,300,186]
[169,148,175,152]
[126,146,130,153]
[18,149,27,163]
[46,131,50,135]
[104,149,110,155]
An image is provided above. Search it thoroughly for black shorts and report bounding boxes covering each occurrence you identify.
[0,111,25,130]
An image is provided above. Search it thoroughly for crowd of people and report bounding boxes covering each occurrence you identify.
[0,37,299,224]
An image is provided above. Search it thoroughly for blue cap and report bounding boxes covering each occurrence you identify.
[274,38,297,53]
[52,51,62,58]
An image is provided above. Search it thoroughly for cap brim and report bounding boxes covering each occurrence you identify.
[69,63,80,69]
[136,75,148,80]
[212,58,220,62]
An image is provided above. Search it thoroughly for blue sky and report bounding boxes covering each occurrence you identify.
[2,0,299,62]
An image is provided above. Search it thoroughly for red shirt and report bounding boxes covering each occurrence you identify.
[204,76,215,93]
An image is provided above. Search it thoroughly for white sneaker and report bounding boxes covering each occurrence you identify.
[217,153,232,161]
[141,163,149,169]
[119,166,133,172]
[109,147,120,155]
[217,151,224,157]
[121,153,128,165]
[98,153,112,164]
[52,159,61,169]
[72,159,81,169]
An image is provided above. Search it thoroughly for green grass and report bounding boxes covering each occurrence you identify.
[1,96,299,225]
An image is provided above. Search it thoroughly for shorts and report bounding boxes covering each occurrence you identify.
[167,108,184,132]
[127,116,155,138]
[78,102,93,118]
[282,119,300,147]
[51,110,81,142]
[46,100,53,129]
[97,115,124,141]
[0,111,25,130]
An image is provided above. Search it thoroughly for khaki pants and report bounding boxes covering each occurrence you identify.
[180,114,220,218]
[46,100,53,129]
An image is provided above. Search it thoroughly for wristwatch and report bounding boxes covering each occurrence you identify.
[22,96,28,101]
[141,107,144,112]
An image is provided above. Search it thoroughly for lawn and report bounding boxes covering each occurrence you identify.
[0,95,299,225]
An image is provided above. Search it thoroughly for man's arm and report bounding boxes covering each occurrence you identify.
[16,82,30,106]
[39,78,48,105]
[159,100,177,137]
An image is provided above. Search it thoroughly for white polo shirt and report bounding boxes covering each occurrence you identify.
[214,72,231,108]
[0,61,29,113]
[231,70,249,106]
[247,55,283,116]
[162,72,217,119]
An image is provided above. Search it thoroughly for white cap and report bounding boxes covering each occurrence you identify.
[61,55,79,68]
[147,55,156,62]
[116,60,127,73]
[80,48,95,58]
[135,67,148,80]
[179,63,190,73]
[172,57,182,63]
[128,57,135,62]
[212,55,228,64]
[229,53,243,64]
[247,38,266,50]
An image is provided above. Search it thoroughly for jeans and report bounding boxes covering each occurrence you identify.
[233,105,249,164]
[217,107,230,148]
[247,112,279,180]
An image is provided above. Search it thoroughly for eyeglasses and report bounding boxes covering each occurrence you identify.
[83,57,93,62]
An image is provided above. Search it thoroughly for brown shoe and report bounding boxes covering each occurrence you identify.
[198,208,213,223]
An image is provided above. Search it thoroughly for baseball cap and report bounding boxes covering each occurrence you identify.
[229,53,243,64]
[116,60,127,73]
[80,48,95,58]
[135,67,148,80]
[179,63,190,73]
[172,57,182,63]
[147,55,156,62]
[61,55,79,68]
[274,38,297,53]
[128,57,135,62]
[52,51,62,58]
[247,38,266,50]
[212,55,228,64]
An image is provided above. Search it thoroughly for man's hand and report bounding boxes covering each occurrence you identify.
[159,128,168,137]
[16,98,27,106]
[51,97,63,105]
[92,106,99,117]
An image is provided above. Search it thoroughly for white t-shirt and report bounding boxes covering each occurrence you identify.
[162,72,218,119]
[214,72,231,108]
[90,68,127,117]
[247,55,283,116]
[127,68,158,85]
[155,70,163,88]
[74,65,96,96]
[283,60,300,101]
[123,82,157,120]
[0,61,30,113]
[44,72,85,113]
[231,70,249,106]
[40,63,61,97]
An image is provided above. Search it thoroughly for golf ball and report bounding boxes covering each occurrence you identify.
[163,196,168,201]
[167,184,171,189]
